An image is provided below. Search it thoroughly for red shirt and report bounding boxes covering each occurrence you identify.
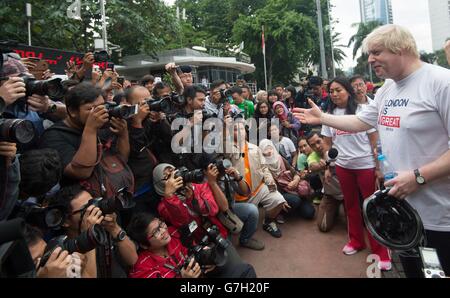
[129,228,188,278]
[157,183,228,240]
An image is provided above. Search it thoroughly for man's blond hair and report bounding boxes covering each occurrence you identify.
[362,24,419,58]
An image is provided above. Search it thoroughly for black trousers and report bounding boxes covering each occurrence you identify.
[399,230,450,278]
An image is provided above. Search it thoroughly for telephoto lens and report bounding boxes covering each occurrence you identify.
[104,102,138,120]
[0,118,35,145]
[20,75,65,100]
[175,167,205,184]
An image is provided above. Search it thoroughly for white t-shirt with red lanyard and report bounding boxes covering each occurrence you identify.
[321,105,377,170]
[357,63,450,232]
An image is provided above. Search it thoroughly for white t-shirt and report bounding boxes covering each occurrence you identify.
[274,137,296,160]
[357,63,450,232]
[322,105,376,169]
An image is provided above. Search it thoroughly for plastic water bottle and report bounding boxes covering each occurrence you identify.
[376,140,383,158]
[378,154,397,181]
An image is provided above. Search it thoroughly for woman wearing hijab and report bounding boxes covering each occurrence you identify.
[259,140,315,222]
[272,101,301,146]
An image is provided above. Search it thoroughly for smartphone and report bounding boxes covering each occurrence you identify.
[117,76,125,85]
[106,62,115,71]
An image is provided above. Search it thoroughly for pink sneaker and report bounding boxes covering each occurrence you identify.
[342,244,362,255]
[378,261,392,271]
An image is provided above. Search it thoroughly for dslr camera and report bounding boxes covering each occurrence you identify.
[84,188,136,215]
[38,224,108,268]
[15,202,66,231]
[211,157,232,176]
[19,74,65,101]
[175,167,205,184]
[229,110,244,120]
[0,118,35,145]
[93,50,110,63]
[104,102,138,120]
[219,89,232,104]
[180,221,229,268]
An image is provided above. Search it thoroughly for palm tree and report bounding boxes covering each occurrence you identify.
[348,21,383,59]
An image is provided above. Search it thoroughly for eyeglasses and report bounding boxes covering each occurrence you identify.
[147,220,168,240]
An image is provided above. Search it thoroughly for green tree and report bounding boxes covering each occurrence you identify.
[0,1,177,57]
[348,21,383,59]
[232,0,317,88]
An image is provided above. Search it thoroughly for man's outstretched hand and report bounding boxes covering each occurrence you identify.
[292,98,323,125]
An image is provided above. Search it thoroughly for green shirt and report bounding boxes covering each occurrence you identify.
[307,151,321,166]
[230,99,255,119]
[297,153,308,171]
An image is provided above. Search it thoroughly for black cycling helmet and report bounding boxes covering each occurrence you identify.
[363,188,424,251]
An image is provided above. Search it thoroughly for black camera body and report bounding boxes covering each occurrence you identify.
[94,50,110,63]
[104,102,138,120]
[212,158,232,176]
[175,166,205,184]
[19,75,65,101]
[219,89,232,104]
[16,203,66,231]
[0,118,35,145]
[181,222,229,268]
[38,224,108,268]
[146,92,185,115]
[229,110,244,120]
[86,188,135,215]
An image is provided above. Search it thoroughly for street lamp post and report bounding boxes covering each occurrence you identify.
[316,0,327,79]
[100,0,108,51]
[26,3,32,46]
[327,0,336,78]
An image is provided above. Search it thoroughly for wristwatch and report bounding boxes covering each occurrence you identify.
[414,169,426,186]
[47,103,57,114]
[114,229,127,242]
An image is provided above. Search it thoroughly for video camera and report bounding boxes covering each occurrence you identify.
[38,224,108,268]
[0,118,36,145]
[180,221,229,268]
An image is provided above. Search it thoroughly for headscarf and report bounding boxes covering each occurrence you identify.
[259,139,282,177]
[152,163,176,196]
[272,101,288,121]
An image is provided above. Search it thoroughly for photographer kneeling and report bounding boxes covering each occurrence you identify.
[152,164,256,278]
[127,213,205,278]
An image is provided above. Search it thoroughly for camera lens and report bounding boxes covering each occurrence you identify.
[44,208,65,229]
[0,119,35,144]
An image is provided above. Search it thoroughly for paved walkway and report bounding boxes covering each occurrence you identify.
[234,207,372,278]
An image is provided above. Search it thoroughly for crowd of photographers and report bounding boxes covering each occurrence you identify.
[1,31,449,279]
[0,45,351,278]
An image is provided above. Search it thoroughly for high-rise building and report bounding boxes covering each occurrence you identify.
[359,0,393,25]
[428,0,450,51]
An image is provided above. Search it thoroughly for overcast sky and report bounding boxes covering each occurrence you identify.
[164,0,433,70]
[331,0,432,69]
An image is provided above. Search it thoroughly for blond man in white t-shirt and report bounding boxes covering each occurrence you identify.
[294,24,450,278]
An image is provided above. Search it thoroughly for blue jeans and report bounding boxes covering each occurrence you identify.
[232,202,259,244]
[282,193,316,220]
